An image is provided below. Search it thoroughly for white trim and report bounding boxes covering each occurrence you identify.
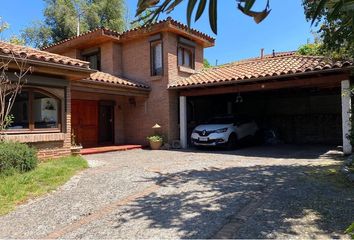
[341,80,352,154]
[179,96,188,149]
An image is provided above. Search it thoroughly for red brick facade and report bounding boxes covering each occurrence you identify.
[59,30,206,146]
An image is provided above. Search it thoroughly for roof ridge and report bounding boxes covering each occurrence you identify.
[170,53,353,89]
[200,52,334,73]
[42,17,215,51]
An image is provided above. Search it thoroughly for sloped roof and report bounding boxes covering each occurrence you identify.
[0,41,90,69]
[169,52,353,88]
[42,17,215,51]
[86,71,149,90]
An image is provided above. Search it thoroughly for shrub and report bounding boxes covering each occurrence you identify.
[0,141,38,173]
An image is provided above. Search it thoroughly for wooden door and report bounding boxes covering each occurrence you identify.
[71,100,98,148]
[99,102,115,144]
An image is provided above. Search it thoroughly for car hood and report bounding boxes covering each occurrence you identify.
[194,124,233,131]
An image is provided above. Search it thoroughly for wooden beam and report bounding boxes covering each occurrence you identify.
[180,74,348,97]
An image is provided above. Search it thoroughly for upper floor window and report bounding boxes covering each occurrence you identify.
[177,37,196,69]
[82,49,101,71]
[5,88,62,132]
[178,45,194,69]
[151,41,163,76]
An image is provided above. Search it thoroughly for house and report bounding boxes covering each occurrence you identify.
[1,17,353,158]
[42,18,214,149]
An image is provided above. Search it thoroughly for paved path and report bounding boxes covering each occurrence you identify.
[0,145,353,239]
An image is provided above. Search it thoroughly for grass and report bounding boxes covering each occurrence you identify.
[0,155,88,216]
[305,164,354,188]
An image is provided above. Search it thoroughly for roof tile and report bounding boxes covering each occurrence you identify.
[169,52,353,88]
[0,41,90,69]
[87,71,149,90]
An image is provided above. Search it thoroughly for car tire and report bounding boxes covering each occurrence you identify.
[227,133,237,150]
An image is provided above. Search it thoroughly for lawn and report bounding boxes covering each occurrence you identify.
[0,155,88,216]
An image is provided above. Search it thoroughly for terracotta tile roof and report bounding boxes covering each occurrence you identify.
[169,52,353,88]
[0,41,90,69]
[86,71,149,89]
[42,17,215,51]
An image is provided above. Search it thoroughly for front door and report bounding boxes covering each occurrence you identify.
[99,101,115,145]
[71,100,98,147]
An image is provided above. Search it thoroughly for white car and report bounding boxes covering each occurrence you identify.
[191,116,258,148]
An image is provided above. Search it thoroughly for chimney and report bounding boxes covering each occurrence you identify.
[260,48,264,59]
[272,49,275,57]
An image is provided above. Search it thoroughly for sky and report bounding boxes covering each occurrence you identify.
[0,0,315,65]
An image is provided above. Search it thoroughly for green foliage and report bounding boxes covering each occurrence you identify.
[135,0,271,34]
[302,0,353,60]
[84,0,126,33]
[21,21,53,48]
[0,155,88,215]
[0,115,14,131]
[146,135,163,142]
[8,36,25,45]
[203,58,212,68]
[297,43,324,56]
[0,17,25,45]
[21,0,127,48]
[345,222,354,238]
[0,17,9,33]
[0,141,38,174]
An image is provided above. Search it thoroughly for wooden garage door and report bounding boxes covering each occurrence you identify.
[71,100,98,148]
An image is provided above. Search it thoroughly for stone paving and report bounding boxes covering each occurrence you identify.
[0,145,353,239]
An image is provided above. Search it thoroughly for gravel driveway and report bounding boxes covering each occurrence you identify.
[0,145,353,239]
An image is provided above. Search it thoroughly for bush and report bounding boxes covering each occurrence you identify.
[0,141,38,173]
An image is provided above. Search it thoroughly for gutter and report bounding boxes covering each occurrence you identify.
[168,66,354,90]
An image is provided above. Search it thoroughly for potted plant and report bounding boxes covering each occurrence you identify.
[146,135,163,150]
[70,131,82,155]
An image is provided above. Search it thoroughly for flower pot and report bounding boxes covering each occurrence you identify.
[149,140,163,150]
[71,145,82,156]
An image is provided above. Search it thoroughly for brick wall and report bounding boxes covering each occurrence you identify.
[50,31,205,146]
[121,32,204,144]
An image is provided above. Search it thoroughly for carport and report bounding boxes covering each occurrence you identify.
[169,52,353,154]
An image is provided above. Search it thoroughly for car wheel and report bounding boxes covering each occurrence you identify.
[227,133,237,149]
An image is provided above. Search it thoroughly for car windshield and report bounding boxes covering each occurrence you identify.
[208,117,235,124]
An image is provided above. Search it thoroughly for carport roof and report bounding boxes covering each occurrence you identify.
[169,52,353,89]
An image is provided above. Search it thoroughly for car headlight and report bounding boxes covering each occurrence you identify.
[215,128,228,133]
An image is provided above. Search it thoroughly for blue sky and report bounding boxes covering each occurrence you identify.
[0,0,314,65]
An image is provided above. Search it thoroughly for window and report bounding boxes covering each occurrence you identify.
[151,41,163,76]
[177,45,194,69]
[6,89,61,132]
[83,51,101,70]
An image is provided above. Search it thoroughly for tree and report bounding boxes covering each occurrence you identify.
[22,0,127,48]
[84,0,126,32]
[0,54,31,131]
[0,17,25,45]
[21,21,53,48]
[302,0,353,60]
[203,58,211,68]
